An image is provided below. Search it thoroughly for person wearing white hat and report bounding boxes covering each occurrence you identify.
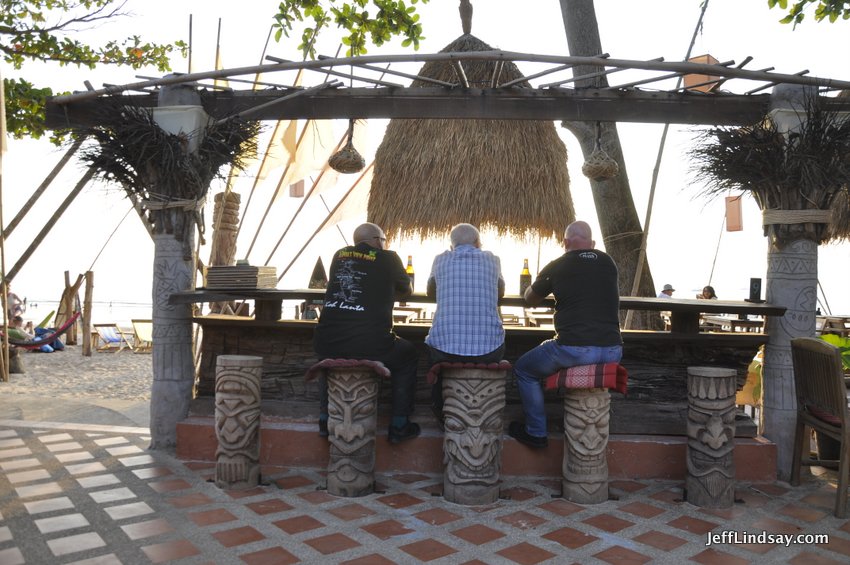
[657,284,675,298]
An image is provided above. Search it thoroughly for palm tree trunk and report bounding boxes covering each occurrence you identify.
[149,229,196,449]
[763,238,818,481]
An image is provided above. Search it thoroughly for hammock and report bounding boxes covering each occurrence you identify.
[4,311,82,350]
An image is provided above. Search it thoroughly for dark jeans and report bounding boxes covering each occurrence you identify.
[318,336,419,419]
[427,343,505,412]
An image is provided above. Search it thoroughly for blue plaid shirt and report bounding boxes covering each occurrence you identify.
[425,245,505,356]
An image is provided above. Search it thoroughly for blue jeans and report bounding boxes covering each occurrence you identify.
[514,340,623,437]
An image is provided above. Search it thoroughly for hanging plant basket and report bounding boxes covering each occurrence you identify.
[582,147,619,182]
[329,120,365,174]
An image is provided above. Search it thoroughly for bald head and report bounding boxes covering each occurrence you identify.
[449,223,480,248]
[564,220,595,251]
[353,222,386,249]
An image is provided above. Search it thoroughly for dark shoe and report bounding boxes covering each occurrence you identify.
[388,421,421,444]
[318,419,329,437]
[508,421,548,449]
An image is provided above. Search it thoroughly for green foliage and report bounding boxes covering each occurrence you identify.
[273,0,429,58]
[2,0,187,141]
[819,333,850,371]
[767,0,850,27]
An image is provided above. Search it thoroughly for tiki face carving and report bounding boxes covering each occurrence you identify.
[442,375,505,486]
[215,372,261,458]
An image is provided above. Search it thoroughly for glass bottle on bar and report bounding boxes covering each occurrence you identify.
[519,258,532,295]
[401,255,414,306]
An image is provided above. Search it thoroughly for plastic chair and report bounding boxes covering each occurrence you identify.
[93,324,132,353]
[789,337,850,518]
[131,319,153,353]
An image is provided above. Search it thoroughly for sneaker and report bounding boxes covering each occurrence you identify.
[318,418,329,437]
[388,421,421,444]
[508,421,548,449]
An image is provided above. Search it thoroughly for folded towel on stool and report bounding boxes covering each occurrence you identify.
[544,363,628,395]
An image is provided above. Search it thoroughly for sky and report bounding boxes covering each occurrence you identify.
[2,0,850,323]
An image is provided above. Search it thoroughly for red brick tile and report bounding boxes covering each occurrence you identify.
[148,478,192,493]
[498,510,547,530]
[275,475,315,489]
[542,526,599,549]
[699,506,746,520]
[733,489,771,508]
[240,546,299,565]
[273,515,324,535]
[329,503,376,521]
[141,539,201,563]
[801,489,838,511]
[120,518,174,541]
[751,482,789,496]
[666,515,719,535]
[226,486,267,499]
[583,513,635,533]
[414,508,462,526]
[184,461,215,471]
[633,530,688,551]
[377,492,424,509]
[458,561,489,565]
[305,532,360,555]
[258,464,288,477]
[499,486,540,502]
[537,499,584,517]
[188,509,238,526]
[593,545,652,565]
[496,541,557,564]
[245,498,293,515]
[778,503,829,522]
[419,482,443,496]
[824,534,850,558]
[400,539,458,561]
[789,551,848,565]
[392,472,431,484]
[212,526,265,548]
[840,521,850,535]
[361,519,415,540]
[341,554,397,565]
[610,480,649,493]
[452,524,506,545]
[618,501,666,519]
[298,490,336,505]
[737,541,777,555]
[689,548,750,565]
[650,488,684,504]
[749,516,804,535]
[168,492,214,508]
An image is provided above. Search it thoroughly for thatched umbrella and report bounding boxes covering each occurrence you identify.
[369,33,574,241]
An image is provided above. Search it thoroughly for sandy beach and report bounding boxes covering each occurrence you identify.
[0,345,153,428]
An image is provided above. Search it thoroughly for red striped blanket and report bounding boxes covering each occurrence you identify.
[544,363,628,395]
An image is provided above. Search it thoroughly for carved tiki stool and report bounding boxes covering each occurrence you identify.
[562,388,611,504]
[214,355,263,490]
[686,366,737,508]
[324,362,386,497]
[437,363,510,505]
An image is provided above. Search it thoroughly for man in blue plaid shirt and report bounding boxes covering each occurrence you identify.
[425,224,505,421]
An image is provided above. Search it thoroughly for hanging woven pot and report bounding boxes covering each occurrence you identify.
[329,120,365,174]
[581,147,619,182]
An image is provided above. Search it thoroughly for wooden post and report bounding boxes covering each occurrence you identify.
[63,271,76,345]
[82,271,93,356]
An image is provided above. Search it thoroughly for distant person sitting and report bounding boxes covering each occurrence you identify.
[697,285,718,300]
[7,285,24,319]
[657,284,675,298]
[425,223,506,421]
[9,316,56,353]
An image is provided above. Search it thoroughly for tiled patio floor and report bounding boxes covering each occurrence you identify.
[1,420,849,564]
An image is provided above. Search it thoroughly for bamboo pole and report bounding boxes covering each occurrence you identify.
[3,137,85,240]
[82,271,93,356]
[277,162,374,282]
[5,167,95,281]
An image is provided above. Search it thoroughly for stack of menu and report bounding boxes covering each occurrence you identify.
[205,265,277,289]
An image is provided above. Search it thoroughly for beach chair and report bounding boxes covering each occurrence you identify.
[131,319,153,353]
[93,324,132,353]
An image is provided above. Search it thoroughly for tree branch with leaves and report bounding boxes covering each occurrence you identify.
[768,0,850,26]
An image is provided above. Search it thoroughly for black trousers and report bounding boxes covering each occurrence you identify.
[318,336,419,419]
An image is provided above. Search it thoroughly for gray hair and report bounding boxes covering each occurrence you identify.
[450,223,480,248]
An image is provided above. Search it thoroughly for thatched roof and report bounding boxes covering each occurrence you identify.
[368,34,574,241]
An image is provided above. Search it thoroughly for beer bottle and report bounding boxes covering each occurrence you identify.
[519,258,532,295]
[405,255,415,290]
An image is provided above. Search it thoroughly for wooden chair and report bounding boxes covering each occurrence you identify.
[93,324,133,353]
[790,337,850,518]
[131,319,153,353]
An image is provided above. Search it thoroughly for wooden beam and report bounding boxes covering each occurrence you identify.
[46,88,787,128]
